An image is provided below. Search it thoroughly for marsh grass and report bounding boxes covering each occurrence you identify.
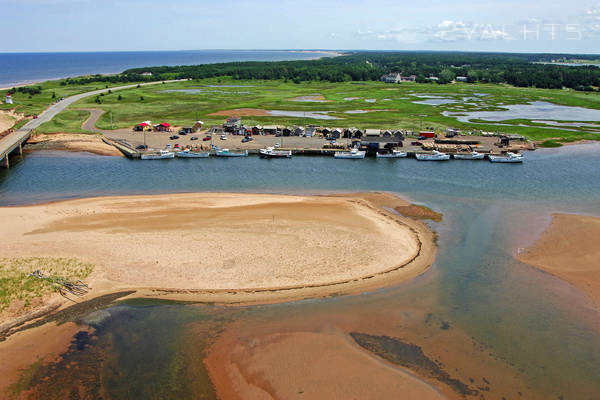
[0,257,93,312]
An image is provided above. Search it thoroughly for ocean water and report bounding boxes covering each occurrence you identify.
[1,144,600,398]
[0,50,336,88]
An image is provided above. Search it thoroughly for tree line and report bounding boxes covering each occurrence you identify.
[59,52,600,91]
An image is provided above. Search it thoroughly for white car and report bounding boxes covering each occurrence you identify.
[220,134,227,140]
[274,143,281,148]
[165,144,172,149]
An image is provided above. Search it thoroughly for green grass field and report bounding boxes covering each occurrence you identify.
[10,77,600,143]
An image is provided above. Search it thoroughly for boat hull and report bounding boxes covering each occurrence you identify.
[376,152,407,158]
[176,152,210,158]
[489,156,523,163]
[215,151,248,157]
[334,151,366,159]
[259,150,292,158]
[141,152,175,160]
[415,154,450,161]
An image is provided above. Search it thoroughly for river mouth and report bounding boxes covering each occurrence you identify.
[1,144,600,399]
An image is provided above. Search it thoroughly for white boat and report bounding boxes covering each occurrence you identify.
[415,150,450,161]
[376,150,407,158]
[453,151,485,160]
[334,148,366,159]
[489,152,524,163]
[259,147,292,158]
[141,149,175,160]
[176,149,210,158]
[215,148,248,157]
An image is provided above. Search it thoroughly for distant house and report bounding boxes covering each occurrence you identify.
[252,125,263,135]
[428,76,439,81]
[180,126,195,134]
[400,75,417,82]
[343,128,357,138]
[305,125,318,137]
[154,122,171,132]
[193,121,203,131]
[353,129,364,139]
[456,76,468,82]
[141,72,153,76]
[133,121,151,131]
[330,128,343,139]
[223,117,241,132]
[365,129,381,137]
[382,130,392,137]
[263,125,279,135]
[380,73,402,83]
[292,126,305,136]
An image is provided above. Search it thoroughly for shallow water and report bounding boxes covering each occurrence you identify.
[2,143,600,398]
[446,100,600,123]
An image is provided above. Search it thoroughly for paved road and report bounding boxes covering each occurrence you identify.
[18,80,182,132]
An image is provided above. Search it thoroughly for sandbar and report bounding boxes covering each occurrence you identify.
[517,213,600,306]
[0,192,435,309]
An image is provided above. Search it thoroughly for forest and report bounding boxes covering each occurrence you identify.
[61,51,600,91]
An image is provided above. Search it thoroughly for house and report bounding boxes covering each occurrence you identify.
[353,129,364,139]
[305,125,318,137]
[263,125,279,135]
[292,126,305,136]
[5,94,13,104]
[428,76,439,81]
[141,72,153,77]
[343,128,357,138]
[282,127,293,136]
[180,126,195,134]
[252,125,263,135]
[321,127,331,135]
[223,117,241,132]
[133,121,151,131]
[154,122,171,132]
[365,129,381,137]
[193,121,203,131]
[456,76,468,82]
[380,73,402,83]
[329,128,343,139]
[393,130,403,138]
[400,75,417,82]
[382,130,392,137]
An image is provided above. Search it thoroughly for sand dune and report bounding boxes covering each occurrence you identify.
[517,213,600,307]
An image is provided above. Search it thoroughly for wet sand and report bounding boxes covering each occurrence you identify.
[517,213,600,307]
[0,192,435,309]
[206,327,446,400]
[0,322,85,395]
[26,133,122,156]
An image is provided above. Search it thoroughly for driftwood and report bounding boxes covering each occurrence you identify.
[29,270,90,297]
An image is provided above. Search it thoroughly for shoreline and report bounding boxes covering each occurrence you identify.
[0,192,437,334]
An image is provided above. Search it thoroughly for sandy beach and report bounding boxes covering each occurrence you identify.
[517,213,600,307]
[25,133,122,156]
[0,192,435,314]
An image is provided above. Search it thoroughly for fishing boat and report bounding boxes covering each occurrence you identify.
[415,150,450,161]
[259,147,292,158]
[215,148,248,157]
[176,149,210,158]
[453,151,485,160]
[376,150,407,159]
[489,152,524,163]
[140,149,175,160]
[334,148,366,159]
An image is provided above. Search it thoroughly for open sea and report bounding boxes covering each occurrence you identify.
[0,50,337,88]
[1,143,600,398]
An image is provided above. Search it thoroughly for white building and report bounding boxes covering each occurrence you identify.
[5,94,13,104]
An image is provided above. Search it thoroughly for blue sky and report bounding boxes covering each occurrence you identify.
[3,0,600,53]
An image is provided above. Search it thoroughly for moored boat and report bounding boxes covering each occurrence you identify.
[141,149,175,160]
[215,148,248,157]
[334,148,366,159]
[415,150,450,161]
[489,152,523,163]
[376,150,407,159]
[453,151,485,160]
[259,147,292,158]
[176,149,210,158]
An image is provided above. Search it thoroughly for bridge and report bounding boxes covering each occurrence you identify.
[0,80,181,168]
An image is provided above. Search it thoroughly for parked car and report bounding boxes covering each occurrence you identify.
[220,134,227,140]
[166,144,172,149]
[174,144,180,149]
[179,131,187,136]
[274,143,281,148]
[203,136,211,141]
[241,138,250,143]
[135,144,148,150]
[170,135,179,140]
[190,136,198,141]
[411,141,423,146]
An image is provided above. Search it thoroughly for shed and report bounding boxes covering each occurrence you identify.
[154,122,171,132]
[365,129,381,137]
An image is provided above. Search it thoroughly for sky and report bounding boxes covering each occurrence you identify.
[2,0,600,54]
